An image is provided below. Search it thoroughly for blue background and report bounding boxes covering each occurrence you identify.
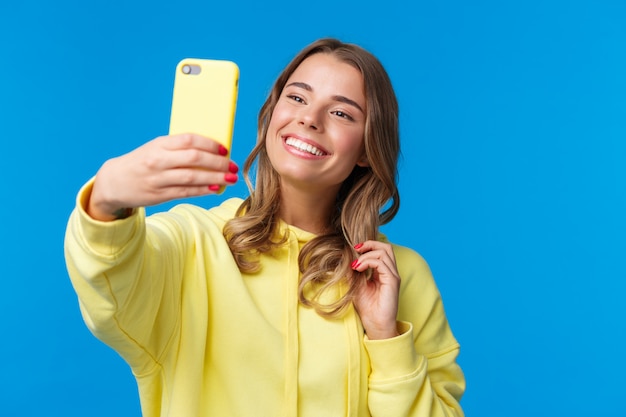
[1,0,625,416]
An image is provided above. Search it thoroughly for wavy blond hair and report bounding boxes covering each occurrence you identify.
[223,38,400,317]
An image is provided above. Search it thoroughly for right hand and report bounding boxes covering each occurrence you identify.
[87,133,239,221]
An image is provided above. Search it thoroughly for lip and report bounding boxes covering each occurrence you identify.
[281,134,330,157]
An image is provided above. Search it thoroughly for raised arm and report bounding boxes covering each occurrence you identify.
[87,133,238,221]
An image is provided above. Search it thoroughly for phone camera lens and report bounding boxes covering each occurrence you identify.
[182,65,192,74]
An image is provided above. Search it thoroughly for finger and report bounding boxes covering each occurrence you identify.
[351,253,395,278]
[358,247,396,269]
[163,133,230,155]
[143,173,239,202]
[163,183,226,199]
[354,241,395,260]
[149,168,239,189]
[136,142,237,174]
[166,148,235,172]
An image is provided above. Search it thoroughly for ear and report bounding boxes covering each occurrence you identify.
[356,153,370,168]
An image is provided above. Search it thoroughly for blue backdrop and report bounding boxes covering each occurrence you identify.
[1,1,625,416]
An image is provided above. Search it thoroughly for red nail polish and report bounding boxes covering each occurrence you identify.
[354,243,364,250]
[208,184,221,191]
[224,173,238,183]
[351,259,359,269]
[218,145,228,156]
[229,161,239,174]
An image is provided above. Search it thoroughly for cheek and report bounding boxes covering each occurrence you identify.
[267,103,290,131]
[336,130,365,158]
[265,111,286,159]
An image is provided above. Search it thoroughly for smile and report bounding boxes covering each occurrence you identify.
[284,137,327,156]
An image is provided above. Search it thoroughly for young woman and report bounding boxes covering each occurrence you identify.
[64,38,465,417]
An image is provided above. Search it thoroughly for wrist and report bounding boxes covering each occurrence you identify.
[87,204,133,222]
[86,188,133,222]
[364,322,400,340]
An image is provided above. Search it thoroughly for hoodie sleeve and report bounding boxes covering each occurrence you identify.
[63,179,188,375]
[363,245,465,417]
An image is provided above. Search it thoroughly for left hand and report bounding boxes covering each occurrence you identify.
[351,241,401,340]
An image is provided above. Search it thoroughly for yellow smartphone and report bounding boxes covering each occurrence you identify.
[169,58,239,151]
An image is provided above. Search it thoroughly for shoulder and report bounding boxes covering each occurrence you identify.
[166,197,244,223]
[392,243,430,272]
[205,197,245,222]
[392,244,436,293]
[146,198,244,236]
[382,239,459,352]
[378,234,432,279]
[379,235,441,302]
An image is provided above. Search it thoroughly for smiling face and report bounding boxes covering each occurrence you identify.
[265,53,368,195]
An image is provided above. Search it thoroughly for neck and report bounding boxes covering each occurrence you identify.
[279,182,340,235]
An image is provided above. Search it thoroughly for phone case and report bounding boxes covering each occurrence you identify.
[169,58,239,150]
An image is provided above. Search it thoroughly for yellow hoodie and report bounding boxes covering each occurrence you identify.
[64,180,465,417]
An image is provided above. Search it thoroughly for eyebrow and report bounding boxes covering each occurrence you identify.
[286,81,365,114]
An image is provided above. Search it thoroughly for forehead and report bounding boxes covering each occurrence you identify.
[287,53,365,100]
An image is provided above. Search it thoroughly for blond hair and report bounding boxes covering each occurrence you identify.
[223,38,400,317]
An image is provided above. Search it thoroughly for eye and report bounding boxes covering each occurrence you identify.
[332,110,355,121]
[287,94,305,104]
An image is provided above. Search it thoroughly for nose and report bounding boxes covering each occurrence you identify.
[298,107,322,131]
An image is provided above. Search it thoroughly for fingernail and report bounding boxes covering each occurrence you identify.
[351,259,359,269]
[229,161,239,174]
[218,145,228,156]
[354,243,364,250]
[224,173,238,183]
[208,184,221,191]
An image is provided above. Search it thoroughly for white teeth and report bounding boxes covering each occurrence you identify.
[285,137,325,156]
